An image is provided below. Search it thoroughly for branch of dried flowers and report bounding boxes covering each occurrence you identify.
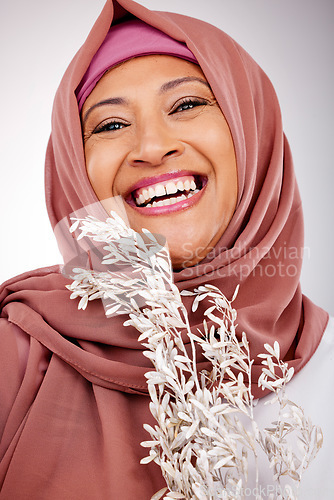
[67,212,323,500]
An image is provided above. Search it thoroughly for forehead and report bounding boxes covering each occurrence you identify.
[83,55,207,106]
[109,54,204,77]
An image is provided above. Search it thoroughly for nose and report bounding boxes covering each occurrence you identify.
[126,117,185,167]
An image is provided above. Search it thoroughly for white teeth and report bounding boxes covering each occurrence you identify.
[155,184,166,197]
[184,179,191,191]
[151,194,188,207]
[138,193,145,205]
[152,199,169,207]
[148,187,155,199]
[135,176,199,206]
[177,194,187,202]
[145,190,202,208]
[165,181,178,195]
[142,188,149,200]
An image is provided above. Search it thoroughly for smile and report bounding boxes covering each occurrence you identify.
[126,173,207,215]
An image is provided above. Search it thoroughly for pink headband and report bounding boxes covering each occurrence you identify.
[76,19,198,110]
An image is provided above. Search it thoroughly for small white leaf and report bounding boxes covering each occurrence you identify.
[185,419,199,439]
[231,284,240,302]
[174,355,190,364]
[264,343,276,357]
[150,488,168,500]
[140,440,160,447]
[192,297,199,312]
[69,219,80,233]
[214,454,234,469]
[105,303,122,316]
[183,380,195,394]
[201,427,217,438]
[165,492,185,499]
[286,366,294,382]
[161,461,175,477]
[166,317,185,327]
[178,411,192,423]
[157,256,171,274]
[78,295,88,310]
[273,341,280,360]
[141,227,157,242]
[140,452,158,464]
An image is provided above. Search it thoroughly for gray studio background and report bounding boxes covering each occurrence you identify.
[0,0,333,315]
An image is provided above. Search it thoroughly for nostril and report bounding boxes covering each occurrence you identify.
[164,150,178,158]
[128,139,184,167]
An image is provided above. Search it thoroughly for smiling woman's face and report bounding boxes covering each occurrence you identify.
[81,55,237,269]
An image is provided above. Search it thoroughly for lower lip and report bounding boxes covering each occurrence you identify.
[126,183,207,216]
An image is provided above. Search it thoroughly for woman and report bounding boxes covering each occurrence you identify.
[0,0,332,498]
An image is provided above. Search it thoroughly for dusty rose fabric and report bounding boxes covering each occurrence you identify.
[0,0,328,498]
[76,19,198,110]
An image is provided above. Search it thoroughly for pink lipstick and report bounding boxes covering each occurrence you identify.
[125,171,207,216]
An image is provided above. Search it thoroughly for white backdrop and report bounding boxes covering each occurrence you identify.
[0,0,333,315]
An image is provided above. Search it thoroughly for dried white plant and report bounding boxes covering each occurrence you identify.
[67,212,323,500]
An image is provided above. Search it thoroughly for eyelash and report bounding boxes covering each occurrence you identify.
[170,97,209,114]
[91,97,209,135]
[93,120,129,134]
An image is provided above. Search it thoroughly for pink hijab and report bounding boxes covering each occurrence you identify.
[0,0,328,497]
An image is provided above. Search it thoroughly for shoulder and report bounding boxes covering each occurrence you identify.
[0,265,68,304]
[0,265,71,340]
[0,265,72,393]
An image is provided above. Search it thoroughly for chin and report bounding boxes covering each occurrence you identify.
[167,238,214,270]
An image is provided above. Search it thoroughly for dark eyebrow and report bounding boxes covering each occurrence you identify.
[82,77,210,125]
[159,76,211,93]
[82,97,128,124]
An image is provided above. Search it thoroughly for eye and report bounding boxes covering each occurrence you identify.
[170,97,209,114]
[93,119,130,134]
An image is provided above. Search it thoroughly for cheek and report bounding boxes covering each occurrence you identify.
[218,153,238,217]
[209,118,235,157]
[84,143,120,199]
[209,122,238,218]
